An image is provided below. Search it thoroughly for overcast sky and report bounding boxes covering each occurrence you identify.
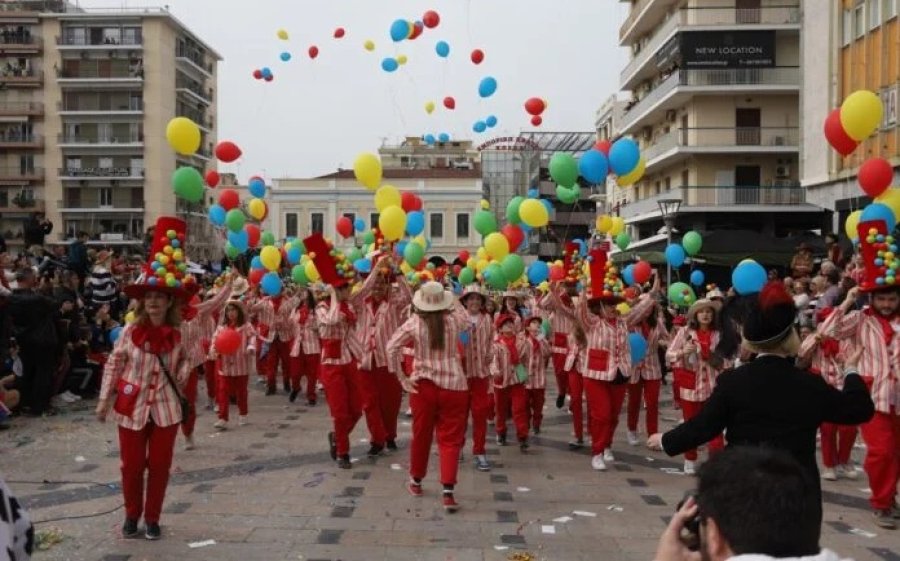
[75,0,629,180]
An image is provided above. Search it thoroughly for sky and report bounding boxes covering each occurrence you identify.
[75,0,629,180]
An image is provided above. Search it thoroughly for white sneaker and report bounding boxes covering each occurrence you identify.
[184,435,195,451]
[683,460,696,475]
[63,391,81,401]
[822,468,837,481]
[603,449,615,462]
[214,404,220,413]
[213,419,228,430]
[59,392,77,403]
[627,431,640,446]
[838,464,859,480]
[51,396,66,408]
[591,454,607,471]
[238,415,248,426]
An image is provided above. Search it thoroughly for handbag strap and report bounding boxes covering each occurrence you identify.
[155,354,184,401]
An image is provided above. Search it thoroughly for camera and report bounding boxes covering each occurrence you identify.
[676,491,701,552]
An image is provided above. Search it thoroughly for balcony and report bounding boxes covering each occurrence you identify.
[0,197,44,214]
[176,82,214,106]
[0,101,43,117]
[58,133,143,148]
[57,66,143,86]
[57,200,143,213]
[177,110,214,131]
[0,32,41,53]
[643,127,799,170]
[175,46,214,78]
[0,68,42,87]
[620,67,800,133]
[56,35,142,49]
[58,100,143,115]
[0,166,43,182]
[59,167,144,180]
[0,132,42,149]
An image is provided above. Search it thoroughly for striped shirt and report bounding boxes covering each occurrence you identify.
[490,334,530,388]
[210,323,257,377]
[254,295,300,342]
[572,295,655,382]
[289,306,321,357]
[315,300,359,366]
[350,275,412,370]
[462,312,494,379]
[798,330,853,390]
[538,292,577,354]
[89,267,118,306]
[665,327,729,402]
[631,318,670,382]
[523,333,551,390]
[564,334,585,373]
[386,307,469,391]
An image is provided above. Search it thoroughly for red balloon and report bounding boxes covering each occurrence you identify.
[824,108,858,156]
[524,97,545,116]
[400,191,417,212]
[632,261,653,285]
[594,139,612,156]
[409,21,424,40]
[245,224,261,248]
[333,27,345,39]
[458,250,470,263]
[501,224,525,252]
[214,327,242,355]
[252,69,263,80]
[336,216,354,238]
[530,115,543,127]
[549,265,565,282]
[423,10,440,28]
[411,195,424,211]
[205,170,220,188]
[858,158,894,198]
[215,141,242,163]
[452,264,462,276]
[218,189,240,211]
[308,45,319,59]
[248,269,265,287]
[470,49,485,65]
[443,96,456,110]
[264,75,274,82]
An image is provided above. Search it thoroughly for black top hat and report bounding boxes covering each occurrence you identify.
[741,281,796,346]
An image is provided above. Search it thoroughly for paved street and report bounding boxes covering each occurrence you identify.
[2,381,899,561]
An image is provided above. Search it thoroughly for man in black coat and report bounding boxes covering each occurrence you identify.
[22,212,53,248]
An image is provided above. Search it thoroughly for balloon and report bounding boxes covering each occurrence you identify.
[578,149,609,184]
[292,264,308,285]
[252,69,263,80]
[484,263,508,290]
[628,333,648,364]
[280,52,291,62]
[483,233,508,261]
[549,265,566,282]
[844,210,863,240]
[524,97,545,116]
[486,115,498,128]
[336,216,354,238]
[682,231,703,256]
[215,327,242,355]
[438,133,450,142]
[531,115,543,127]
[375,185,401,212]
[208,204,226,226]
[594,139,612,156]
[424,133,436,145]
[423,10,440,28]
[609,217,625,236]
[556,185,579,205]
[247,198,267,221]
[172,167,204,202]
[405,210,425,236]
[276,29,289,40]
[399,191,418,212]
[596,214,613,233]
[690,270,705,286]
[609,138,641,175]
[248,176,266,198]
[260,246,281,271]
[218,189,240,212]
[403,242,425,267]
[261,231,276,246]
[519,199,549,228]
[227,229,248,252]
[860,202,897,232]
[616,157,645,187]
[425,101,435,114]
[305,260,320,282]
[668,282,696,306]
[470,49,484,64]
[353,217,366,233]
[840,90,883,141]
[353,153,382,190]
[215,141,242,162]
[379,206,406,241]
[334,27,345,39]
[205,170,220,188]
[381,57,399,72]
[473,120,487,133]
[364,39,375,51]
[225,208,246,232]
[224,242,240,260]
[443,97,455,110]
[549,152,578,187]
[261,272,282,296]
[501,224,525,252]
[435,40,450,57]
[858,158,893,198]
[353,258,371,274]
[474,209,498,235]
[615,232,631,251]
[245,224,261,248]
[390,19,409,42]
[665,244,686,267]
[165,117,201,155]
[250,256,263,270]
[875,188,900,222]
[527,261,549,284]
[109,326,123,344]
[478,77,497,98]
[633,261,652,285]
[505,196,524,225]
[823,108,858,156]
[409,21,424,40]
[501,254,525,281]
[459,267,475,285]
[732,261,766,295]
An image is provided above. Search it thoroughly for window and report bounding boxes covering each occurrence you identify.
[285,213,298,237]
[429,213,444,239]
[456,213,469,241]
[842,9,853,45]
[65,220,79,239]
[869,0,881,28]
[99,187,113,207]
[370,213,379,228]
[855,3,865,38]
[310,212,324,234]
[343,212,355,226]
[886,0,898,19]
[665,177,672,192]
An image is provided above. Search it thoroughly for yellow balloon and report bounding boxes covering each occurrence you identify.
[616,302,631,315]
[480,199,490,210]
[466,258,476,269]
[260,246,281,272]
[247,198,267,221]
[353,153,382,191]
[413,234,427,248]
[476,247,487,260]
[425,101,435,114]
[537,281,550,292]
[875,187,900,221]
[378,205,406,241]
[609,216,625,236]
[400,262,412,274]
[124,310,136,324]
[617,157,646,187]
[840,90,883,141]
[484,232,509,260]
[364,39,375,51]
[519,199,549,228]
[374,184,401,212]
[397,54,408,65]
[475,258,489,272]
[165,117,201,155]
[845,209,863,240]
[596,214,613,233]
[277,29,289,40]
[305,260,320,282]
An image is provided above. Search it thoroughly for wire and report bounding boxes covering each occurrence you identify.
[34,503,123,524]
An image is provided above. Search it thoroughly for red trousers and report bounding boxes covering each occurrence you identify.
[180,369,199,438]
[527,388,545,431]
[217,375,249,422]
[355,366,402,445]
[118,421,179,524]
[320,363,362,457]
[468,377,492,455]
[681,399,725,461]
[583,379,627,455]
[860,410,900,510]
[409,379,469,486]
[551,353,569,397]
[203,360,216,399]
[256,340,268,379]
[290,353,320,401]
[495,384,529,441]
[672,378,681,407]
[820,422,857,468]
[568,370,584,440]
[265,338,294,389]
[627,379,661,435]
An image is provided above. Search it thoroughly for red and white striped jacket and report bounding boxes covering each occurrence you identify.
[665,326,729,402]
[538,292,577,355]
[798,328,853,390]
[289,305,321,357]
[490,334,530,389]
[254,295,299,343]
[572,295,656,382]
[386,307,469,391]
[350,275,412,370]
[631,317,670,382]
[462,312,494,379]
[315,299,360,367]
[564,333,585,374]
[523,333,551,390]
[210,323,258,377]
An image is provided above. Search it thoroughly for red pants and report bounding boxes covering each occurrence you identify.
[568,370,584,440]
[180,369,199,438]
[820,422,857,468]
[681,399,725,461]
[118,422,179,524]
[672,378,681,407]
[265,338,294,389]
[217,375,249,422]
[355,366,402,445]
[320,363,362,457]
[495,384,529,441]
[468,377,492,455]
[409,379,469,486]
[256,340,268,379]
[527,388,545,431]
[583,379,627,455]
[627,379,661,435]
[290,353,320,401]
[551,353,569,397]
[860,410,900,510]
[203,360,216,399]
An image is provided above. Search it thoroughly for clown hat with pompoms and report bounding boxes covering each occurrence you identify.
[856,220,899,293]
[302,232,357,287]
[124,217,198,301]
[587,241,625,304]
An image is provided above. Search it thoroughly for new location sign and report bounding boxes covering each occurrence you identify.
[679,30,776,68]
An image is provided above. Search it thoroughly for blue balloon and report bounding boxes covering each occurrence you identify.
[381,57,399,72]
[527,261,549,284]
[473,120,487,133]
[109,326,123,344]
[527,188,538,198]
[628,332,648,364]
[261,272,283,296]
[354,258,372,274]
[251,256,264,270]
[573,238,587,257]
[261,67,272,78]
[279,52,291,62]
[608,138,641,176]
[860,202,897,233]
[406,211,425,236]
[208,204,226,226]
[353,218,366,232]
[435,40,450,57]
[578,149,609,184]
[520,223,532,233]
[459,331,470,345]
[622,264,635,286]
[478,76,498,98]
[540,198,554,214]
[286,246,301,265]
[732,261,767,295]
[227,230,249,252]
[486,115,498,128]
[690,270,705,287]
[438,133,450,142]
[396,240,408,257]
[665,244,686,268]
[424,133,436,145]
[248,177,266,198]
[390,19,409,42]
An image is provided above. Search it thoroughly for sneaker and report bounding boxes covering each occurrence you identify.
[213,419,227,430]
[838,464,859,480]
[213,404,220,414]
[289,389,300,403]
[442,493,460,513]
[407,480,423,497]
[627,431,640,446]
[555,394,566,409]
[144,523,161,540]
[873,510,897,529]
[591,454,607,471]
[238,415,248,427]
[533,426,541,435]
[122,518,139,538]
[283,381,291,394]
[568,439,584,450]
[891,502,900,519]
[496,434,507,446]
[327,432,337,461]
[822,468,837,481]
[367,444,385,458]
[519,439,529,453]
[474,455,491,472]
[307,398,317,406]
[265,386,277,396]
[62,391,81,402]
[183,435,195,451]
[603,449,615,463]
[386,440,398,452]
[683,460,696,475]
[403,408,413,418]
[337,455,352,469]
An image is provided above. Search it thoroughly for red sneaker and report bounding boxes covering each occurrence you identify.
[407,481,423,497]
[442,493,459,513]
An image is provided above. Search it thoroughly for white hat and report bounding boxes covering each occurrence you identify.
[413,281,455,312]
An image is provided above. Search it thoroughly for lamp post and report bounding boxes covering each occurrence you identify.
[658,198,682,289]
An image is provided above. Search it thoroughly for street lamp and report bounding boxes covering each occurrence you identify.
[658,198,682,289]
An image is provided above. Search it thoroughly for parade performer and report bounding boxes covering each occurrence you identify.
[490,314,530,451]
[254,282,300,396]
[523,316,550,435]
[626,301,669,446]
[386,281,470,513]
[288,286,321,406]
[209,298,257,429]
[563,327,587,449]
[460,284,494,472]
[95,217,196,541]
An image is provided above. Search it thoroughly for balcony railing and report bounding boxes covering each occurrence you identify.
[0,68,42,85]
[622,183,805,218]
[59,167,144,178]
[621,14,680,85]
[57,67,143,80]
[57,35,143,47]
[643,127,799,162]
[0,101,43,116]
[58,100,144,112]
[177,110,214,130]
[58,134,143,145]
[0,132,42,147]
[175,46,214,74]
[176,82,214,104]
[0,197,44,213]
[620,0,654,41]
[0,32,40,48]
[57,199,143,211]
[0,166,43,180]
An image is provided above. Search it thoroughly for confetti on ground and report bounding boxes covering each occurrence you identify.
[541,525,556,534]
[606,505,624,512]
[849,528,877,538]
[390,464,402,471]
[35,528,65,551]
[188,539,217,548]
[553,516,573,523]
[660,467,683,475]
[493,545,509,551]
[645,457,655,462]
[573,510,597,517]
[74,455,85,462]
[516,487,531,492]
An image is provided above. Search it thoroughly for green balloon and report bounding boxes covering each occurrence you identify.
[615,232,631,251]
[506,196,524,225]
[485,262,508,290]
[261,231,276,246]
[667,282,696,307]
[224,241,240,259]
[500,254,525,282]
[291,264,308,285]
[459,267,475,286]
[403,241,425,267]
[225,208,246,232]
[362,231,376,245]
[549,152,578,188]
[172,167,205,203]
[682,231,703,256]
[556,185,578,205]
[474,210,498,236]
[347,247,363,262]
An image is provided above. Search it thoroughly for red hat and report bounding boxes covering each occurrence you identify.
[588,242,624,304]
[856,220,899,293]
[494,313,517,330]
[303,233,355,287]
[124,217,197,301]
[562,241,580,284]
[815,306,834,324]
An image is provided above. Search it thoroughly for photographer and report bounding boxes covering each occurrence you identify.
[655,447,852,561]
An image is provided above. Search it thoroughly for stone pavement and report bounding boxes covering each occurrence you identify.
[2,380,899,561]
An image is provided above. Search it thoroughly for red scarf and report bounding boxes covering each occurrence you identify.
[500,334,520,365]
[820,337,840,358]
[865,308,897,345]
[271,296,283,312]
[131,323,181,355]
[340,302,357,324]
[527,333,540,354]
[696,329,713,361]
[640,322,652,339]
[297,305,310,325]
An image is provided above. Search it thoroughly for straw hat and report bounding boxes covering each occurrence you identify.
[412,281,454,312]
[686,299,721,323]
[460,284,487,305]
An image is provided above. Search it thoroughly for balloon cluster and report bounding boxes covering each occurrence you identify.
[472,115,498,134]
[548,138,645,209]
[165,117,208,203]
[524,97,548,127]
[824,90,884,156]
[864,228,898,287]
[667,282,696,307]
[621,261,652,287]
[252,66,274,82]
[423,132,452,145]
[148,228,197,290]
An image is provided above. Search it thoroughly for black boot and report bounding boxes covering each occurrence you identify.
[386,439,398,452]
[337,455,352,469]
[122,518,139,538]
[556,394,566,409]
[289,389,300,403]
[367,443,385,458]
